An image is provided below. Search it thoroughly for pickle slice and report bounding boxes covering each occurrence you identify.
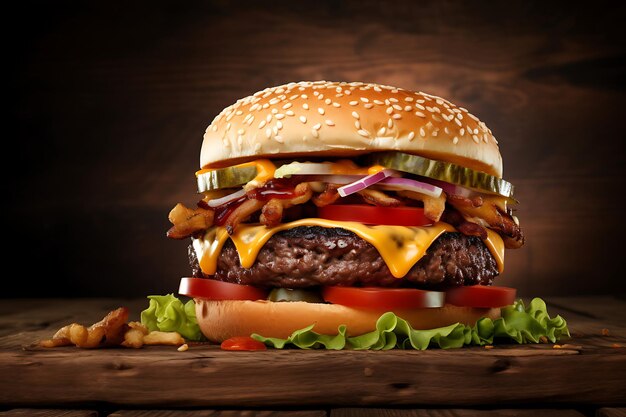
[368,151,514,198]
[268,288,324,303]
[197,165,257,192]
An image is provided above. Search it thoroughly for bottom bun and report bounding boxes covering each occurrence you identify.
[195,299,501,343]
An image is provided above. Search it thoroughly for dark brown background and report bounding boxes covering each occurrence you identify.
[7,1,626,297]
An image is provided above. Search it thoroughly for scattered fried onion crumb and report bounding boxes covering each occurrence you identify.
[601,328,610,336]
[177,343,189,352]
[484,345,494,349]
[39,309,185,349]
[553,344,562,349]
[611,343,622,348]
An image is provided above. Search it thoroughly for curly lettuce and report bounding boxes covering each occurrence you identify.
[252,298,569,350]
[140,294,205,341]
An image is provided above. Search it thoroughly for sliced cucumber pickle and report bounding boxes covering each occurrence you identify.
[268,288,324,303]
[197,165,257,192]
[368,151,514,198]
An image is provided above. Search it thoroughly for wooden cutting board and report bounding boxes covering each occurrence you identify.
[0,297,624,408]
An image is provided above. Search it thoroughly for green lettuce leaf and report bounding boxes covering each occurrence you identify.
[140,294,205,341]
[252,298,569,350]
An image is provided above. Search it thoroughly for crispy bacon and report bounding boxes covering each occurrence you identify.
[448,199,524,249]
[166,203,214,239]
[223,198,264,234]
[358,189,402,207]
[396,190,447,222]
[260,182,313,227]
[441,208,488,239]
[447,194,484,208]
[312,183,341,207]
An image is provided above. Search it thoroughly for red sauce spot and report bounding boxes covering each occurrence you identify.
[221,336,267,351]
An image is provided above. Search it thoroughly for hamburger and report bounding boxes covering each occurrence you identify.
[167,81,525,344]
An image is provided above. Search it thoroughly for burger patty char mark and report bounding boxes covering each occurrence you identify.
[188,226,498,290]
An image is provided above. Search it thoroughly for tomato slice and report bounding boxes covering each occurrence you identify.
[445,285,516,308]
[221,336,267,351]
[179,277,268,301]
[318,204,432,226]
[322,286,444,310]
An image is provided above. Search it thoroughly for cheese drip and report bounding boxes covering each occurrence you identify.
[193,219,505,279]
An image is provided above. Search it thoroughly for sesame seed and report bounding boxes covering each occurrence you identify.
[436,98,444,105]
[392,114,402,119]
[355,120,361,129]
[344,90,352,95]
[313,91,319,96]
[258,120,266,129]
[318,94,324,100]
[226,113,234,122]
[386,107,394,115]
[385,99,390,105]
[360,97,369,103]
[289,94,299,100]
[453,137,459,144]
[276,114,285,120]
[265,128,272,138]
[373,100,384,105]
[211,125,218,132]
[318,108,325,115]
[336,93,344,97]
[299,116,307,123]
[432,129,439,137]
[313,123,321,130]
[374,86,382,92]
[226,122,231,131]
[352,111,360,119]
[473,128,479,134]
[460,128,465,136]
[349,101,358,106]
[426,106,435,113]
[325,119,335,126]
[254,143,262,151]
[389,97,398,103]
[250,103,260,111]
[404,106,412,111]
[277,121,283,130]
[408,131,415,141]
[311,129,319,138]
[415,111,426,118]
[269,98,280,105]
[336,86,342,93]
[378,127,386,136]
[454,118,462,126]
[325,98,331,105]
[468,113,479,122]
[392,104,402,111]
[432,115,442,122]
[391,89,399,93]
[286,110,295,116]
[303,103,309,110]
[271,108,278,114]
[275,135,284,143]
[387,119,394,128]
[433,107,441,113]
[364,103,374,109]
[262,103,269,109]
[273,126,278,135]
[332,102,341,107]
[357,129,370,138]
[444,127,450,134]
[238,128,245,135]
[282,103,292,110]
[419,127,426,137]
[301,94,308,99]
[416,99,425,104]
[456,113,463,120]
[404,97,414,102]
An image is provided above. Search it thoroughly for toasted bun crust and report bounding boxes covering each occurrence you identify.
[201,81,502,177]
[195,299,500,343]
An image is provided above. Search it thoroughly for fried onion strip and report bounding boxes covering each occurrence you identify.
[396,190,446,222]
[260,183,313,227]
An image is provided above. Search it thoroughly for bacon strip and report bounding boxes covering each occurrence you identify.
[397,190,446,222]
[260,183,313,227]
[167,203,214,239]
[312,183,340,207]
[358,189,402,207]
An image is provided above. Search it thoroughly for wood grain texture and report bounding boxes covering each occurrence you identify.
[5,0,626,297]
[108,411,326,417]
[331,409,587,417]
[596,409,626,417]
[0,410,98,417]
[0,298,624,408]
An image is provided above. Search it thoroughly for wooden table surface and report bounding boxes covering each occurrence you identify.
[0,297,625,417]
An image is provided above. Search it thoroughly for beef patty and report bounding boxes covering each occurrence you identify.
[188,226,499,290]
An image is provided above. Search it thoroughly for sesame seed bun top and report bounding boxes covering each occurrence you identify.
[201,81,503,177]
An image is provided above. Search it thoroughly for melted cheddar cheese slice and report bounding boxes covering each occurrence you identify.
[192,219,504,279]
